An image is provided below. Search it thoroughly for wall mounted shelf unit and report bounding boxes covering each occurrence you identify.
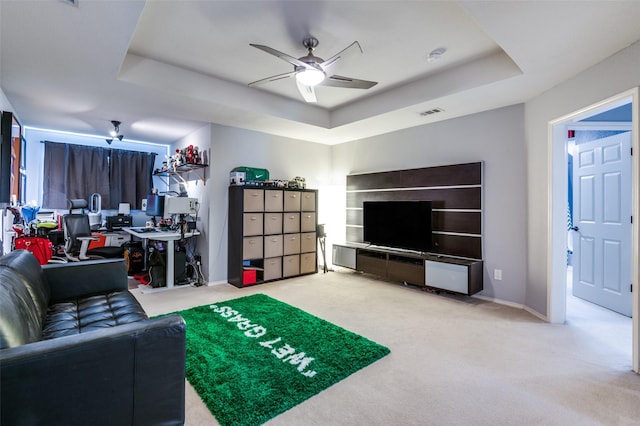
[345,162,483,259]
[153,163,207,186]
[336,162,484,295]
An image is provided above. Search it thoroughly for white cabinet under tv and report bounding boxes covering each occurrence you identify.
[332,243,483,296]
[332,244,357,269]
[424,258,483,295]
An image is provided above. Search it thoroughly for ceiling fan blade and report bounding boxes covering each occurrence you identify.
[248,71,295,87]
[250,44,313,70]
[322,74,378,89]
[320,41,363,74]
[296,79,317,103]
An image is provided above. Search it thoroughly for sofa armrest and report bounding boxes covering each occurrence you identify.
[1,314,186,426]
[43,258,128,301]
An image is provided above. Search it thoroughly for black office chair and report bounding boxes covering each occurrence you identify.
[61,199,124,261]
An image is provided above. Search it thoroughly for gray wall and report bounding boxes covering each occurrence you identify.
[332,105,528,304]
[524,39,640,315]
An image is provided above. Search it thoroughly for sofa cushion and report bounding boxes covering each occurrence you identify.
[0,268,44,349]
[42,291,148,340]
[0,250,51,322]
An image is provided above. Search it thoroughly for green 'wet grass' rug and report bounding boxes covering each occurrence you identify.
[173,293,390,426]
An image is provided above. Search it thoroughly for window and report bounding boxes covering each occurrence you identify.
[42,141,156,209]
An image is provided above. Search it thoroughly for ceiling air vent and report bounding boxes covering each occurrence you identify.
[419,108,444,117]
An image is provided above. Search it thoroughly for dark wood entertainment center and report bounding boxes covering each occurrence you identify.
[333,162,484,296]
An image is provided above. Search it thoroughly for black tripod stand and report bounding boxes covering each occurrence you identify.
[317,224,328,273]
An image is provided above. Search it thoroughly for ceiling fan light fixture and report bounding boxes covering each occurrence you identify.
[296,68,325,86]
[106,120,123,144]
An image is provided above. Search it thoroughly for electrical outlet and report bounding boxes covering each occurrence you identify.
[141,198,147,211]
[494,269,503,281]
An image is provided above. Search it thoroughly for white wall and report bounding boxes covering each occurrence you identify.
[170,124,212,280]
[173,123,333,284]
[332,105,528,304]
[1,88,15,113]
[524,40,640,315]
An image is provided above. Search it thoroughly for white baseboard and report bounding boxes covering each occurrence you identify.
[473,294,548,322]
[205,280,230,287]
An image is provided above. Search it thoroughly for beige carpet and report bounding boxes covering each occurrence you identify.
[131,269,638,426]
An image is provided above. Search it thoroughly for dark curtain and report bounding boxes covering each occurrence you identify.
[42,141,156,210]
[68,144,110,204]
[109,148,156,209]
[42,142,68,209]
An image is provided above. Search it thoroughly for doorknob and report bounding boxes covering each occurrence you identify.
[570,226,579,231]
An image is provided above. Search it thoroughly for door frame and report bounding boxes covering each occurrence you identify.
[547,87,639,373]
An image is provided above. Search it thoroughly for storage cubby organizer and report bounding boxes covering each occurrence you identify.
[228,186,318,287]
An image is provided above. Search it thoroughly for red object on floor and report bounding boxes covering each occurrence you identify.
[133,272,147,280]
[242,270,256,285]
[14,237,53,265]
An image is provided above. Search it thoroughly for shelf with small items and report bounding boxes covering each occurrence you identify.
[153,163,208,186]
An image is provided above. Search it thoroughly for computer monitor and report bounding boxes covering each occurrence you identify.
[164,196,197,215]
[146,195,164,217]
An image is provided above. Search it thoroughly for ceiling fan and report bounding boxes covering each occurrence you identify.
[248,37,378,103]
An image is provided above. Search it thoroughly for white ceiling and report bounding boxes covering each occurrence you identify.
[2,0,639,146]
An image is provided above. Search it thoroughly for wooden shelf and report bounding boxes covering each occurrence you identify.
[153,164,207,186]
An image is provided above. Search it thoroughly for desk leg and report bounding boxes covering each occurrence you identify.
[166,239,175,289]
[143,239,149,271]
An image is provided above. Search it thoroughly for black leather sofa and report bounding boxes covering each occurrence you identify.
[0,250,186,426]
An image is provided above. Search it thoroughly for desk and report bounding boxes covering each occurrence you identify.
[122,227,200,289]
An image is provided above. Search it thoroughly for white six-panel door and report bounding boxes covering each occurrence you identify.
[572,131,632,316]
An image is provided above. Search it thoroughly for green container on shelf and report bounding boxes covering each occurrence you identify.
[230,166,270,185]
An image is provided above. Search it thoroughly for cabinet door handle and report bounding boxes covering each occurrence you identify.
[251,216,258,221]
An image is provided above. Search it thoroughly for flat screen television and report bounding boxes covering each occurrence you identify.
[146,194,165,217]
[362,200,433,252]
